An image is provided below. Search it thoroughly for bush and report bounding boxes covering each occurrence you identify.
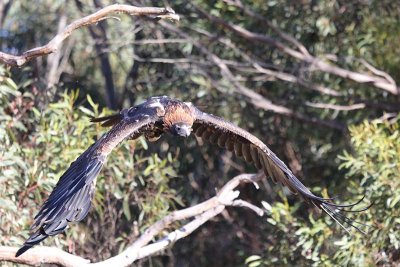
[245,116,400,266]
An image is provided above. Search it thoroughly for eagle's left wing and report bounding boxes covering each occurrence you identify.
[192,107,367,233]
[16,100,164,257]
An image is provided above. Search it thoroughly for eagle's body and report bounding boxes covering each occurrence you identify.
[16,96,365,257]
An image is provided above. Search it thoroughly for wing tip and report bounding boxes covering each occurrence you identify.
[15,245,32,257]
[314,195,373,235]
[18,150,104,254]
[15,229,49,257]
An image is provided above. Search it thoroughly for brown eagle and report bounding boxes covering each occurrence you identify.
[16,96,366,257]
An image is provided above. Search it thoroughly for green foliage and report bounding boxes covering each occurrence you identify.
[245,117,400,266]
[336,117,400,266]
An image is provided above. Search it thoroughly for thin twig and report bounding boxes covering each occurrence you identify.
[306,102,366,111]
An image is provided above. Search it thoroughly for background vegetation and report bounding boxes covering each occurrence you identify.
[0,0,399,266]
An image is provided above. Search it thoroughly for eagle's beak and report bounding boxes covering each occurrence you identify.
[171,123,192,137]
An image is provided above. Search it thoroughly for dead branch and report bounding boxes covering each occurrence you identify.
[0,173,265,267]
[252,63,342,96]
[0,4,179,67]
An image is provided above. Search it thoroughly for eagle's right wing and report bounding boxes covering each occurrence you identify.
[17,104,162,257]
[192,107,369,234]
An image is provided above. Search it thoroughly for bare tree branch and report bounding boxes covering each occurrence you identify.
[306,100,400,112]
[0,174,265,266]
[252,63,342,96]
[0,247,90,267]
[0,4,179,67]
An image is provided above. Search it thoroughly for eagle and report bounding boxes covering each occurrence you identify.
[16,96,366,257]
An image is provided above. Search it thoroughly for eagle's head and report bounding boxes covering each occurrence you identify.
[163,100,195,138]
[170,122,192,137]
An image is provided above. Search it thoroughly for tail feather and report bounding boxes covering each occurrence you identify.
[16,149,105,257]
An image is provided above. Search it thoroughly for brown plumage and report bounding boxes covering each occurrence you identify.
[163,101,194,128]
[16,96,368,257]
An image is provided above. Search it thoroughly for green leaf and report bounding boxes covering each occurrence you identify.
[123,196,131,221]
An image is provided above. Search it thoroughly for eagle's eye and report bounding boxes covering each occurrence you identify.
[170,123,192,137]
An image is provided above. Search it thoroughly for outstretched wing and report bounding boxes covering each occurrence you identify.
[16,107,162,257]
[192,107,367,233]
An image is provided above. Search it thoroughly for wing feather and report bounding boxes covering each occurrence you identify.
[90,113,123,127]
[218,133,229,147]
[226,137,235,151]
[250,145,262,169]
[209,131,220,144]
[234,142,243,157]
[242,143,252,163]
[201,128,213,140]
[193,107,367,233]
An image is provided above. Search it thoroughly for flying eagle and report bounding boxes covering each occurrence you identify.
[16,96,366,257]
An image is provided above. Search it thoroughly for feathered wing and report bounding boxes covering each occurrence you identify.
[16,113,160,257]
[192,108,368,233]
